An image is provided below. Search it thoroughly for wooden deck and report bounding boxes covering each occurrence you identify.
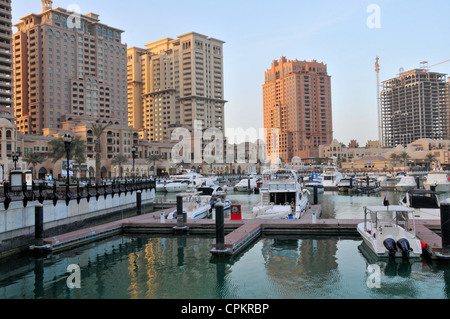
[40,204,448,260]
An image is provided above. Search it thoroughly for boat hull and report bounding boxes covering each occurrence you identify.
[424,183,450,193]
[357,223,422,259]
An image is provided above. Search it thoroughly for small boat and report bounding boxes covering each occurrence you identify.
[234,177,258,192]
[337,177,356,192]
[395,175,417,192]
[197,185,232,211]
[305,174,324,193]
[167,192,211,220]
[399,189,441,219]
[252,168,310,219]
[357,205,423,259]
[355,177,382,194]
[164,180,191,193]
[321,166,343,187]
[423,169,450,193]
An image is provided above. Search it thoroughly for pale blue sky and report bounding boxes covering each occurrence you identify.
[13,0,450,146]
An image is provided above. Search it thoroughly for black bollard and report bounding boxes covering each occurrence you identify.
[136,190,142,216]
[441,203,450,255]
[215,203,225,251]
[35,204,44,247]
[313,185,318,205]
[248,178,251,194]
[416,177,420,189]
[173,195,188,231]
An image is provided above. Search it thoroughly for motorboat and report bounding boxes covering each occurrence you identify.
[395,175,417,192]
[234,177,258,192]
[337,177,356,192]
[357,205,423,259]
[423,169,450,193]
[399,189,441,219]
[396,172,407,180]
[167,192,211,220]
[305,173,324,193]
[321,166,343,187]
[252,168,310,220]
[355,176,382,194]
[164,172,215,193]
[197,185,232,211]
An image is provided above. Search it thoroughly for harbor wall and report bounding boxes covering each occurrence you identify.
[0,189,155,258]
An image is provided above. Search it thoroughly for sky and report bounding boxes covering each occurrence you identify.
[12,0,450,147]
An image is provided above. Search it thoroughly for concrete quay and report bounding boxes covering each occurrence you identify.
[38,204,448,261]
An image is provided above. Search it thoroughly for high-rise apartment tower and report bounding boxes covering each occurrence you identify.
[127,32,226,142]
[0,0,13,120]
[263,57,333,162]
[381,68,449,147]
[13,0,128,135]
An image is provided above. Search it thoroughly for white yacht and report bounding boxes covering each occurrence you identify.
[321,166,343,187]
[395,175,417,192]
[305,173,324,193]
[399,189,441,219]
[167,192,211,220]
[252,169,310,220]
[197,185,232,211]
[423,169,450,193]
[234,177,258,192]
[357,205,422,259]
[164,172,215,193]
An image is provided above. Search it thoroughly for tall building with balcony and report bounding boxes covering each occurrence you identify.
[381,68,449,147]
[127,32,226,142]
[263,57,333,162]
[0,0,13,120]
[13,0,128,135]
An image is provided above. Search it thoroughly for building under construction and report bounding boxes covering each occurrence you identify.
[381,68,449,147]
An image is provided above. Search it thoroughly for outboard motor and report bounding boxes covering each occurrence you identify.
[383,238,397,258]
[397,238,412,259]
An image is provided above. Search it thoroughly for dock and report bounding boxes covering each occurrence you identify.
[39,205,449,261]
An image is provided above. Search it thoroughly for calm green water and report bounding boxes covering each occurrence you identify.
[1,186,450,300]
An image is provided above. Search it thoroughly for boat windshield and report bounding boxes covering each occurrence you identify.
[409,193,439,208]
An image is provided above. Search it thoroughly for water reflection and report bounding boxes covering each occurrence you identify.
[1,234,450,299]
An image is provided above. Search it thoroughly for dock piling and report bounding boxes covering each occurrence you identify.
[136,190,142,216]
[173,195,189,232]
[313,186,318,205]
[35,204,44,247]
[440,203,450,255]
[215,203,225,251]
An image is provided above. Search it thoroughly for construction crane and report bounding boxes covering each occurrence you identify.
[375,57,383,146]
[420,59,450,71]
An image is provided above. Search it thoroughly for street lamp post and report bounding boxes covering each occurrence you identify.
[63,134,73,205]
[11,151,20,170]
[132,146,137,180]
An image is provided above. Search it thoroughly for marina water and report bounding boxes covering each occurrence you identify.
[1,187,450,299]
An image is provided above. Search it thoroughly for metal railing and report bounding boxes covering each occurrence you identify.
[0,178,156,210]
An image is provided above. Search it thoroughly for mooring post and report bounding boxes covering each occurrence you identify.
[313,185,318,205]
[173,195,188,231]
[215,203,225,251]
[35,204,44,247]
[136,190,142,215]
[247,178,251,194]
[416,177,420,189]
[440,203,450,255]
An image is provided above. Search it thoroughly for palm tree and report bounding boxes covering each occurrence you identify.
[399,152,410,169]
[90,121,112,183]
[49,136,86,180]
[426,153,437,170]
[23,152,47,179]
[111,154,129,178]
[390,153,399,163]
[148,154,161,177]
[49,136,86,164]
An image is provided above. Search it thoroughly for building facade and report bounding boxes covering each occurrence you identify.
[381,68,449,147]
[13,0,128,135]
[127,32,226,142]
[263,57,333,163]
[0,0,13,120]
